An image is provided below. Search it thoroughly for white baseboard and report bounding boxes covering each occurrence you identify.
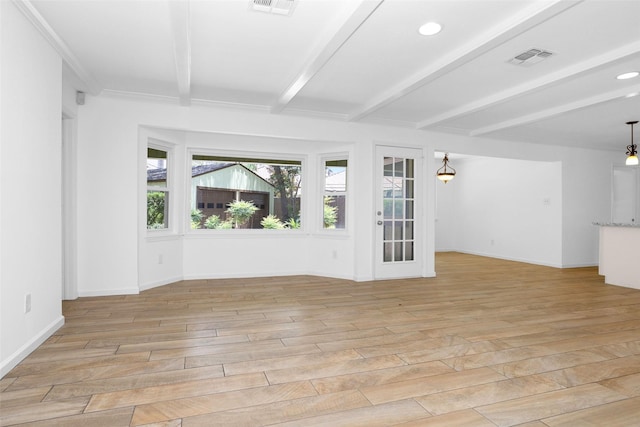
[454,250,563,268]
[424,270,436,278]
[440,250,598,269]
[1,315,65,378]
[561,262,598,268]
[183,270,308,281]
[307,270,356,281]
[78,287,139,297]
[139,276,184,292]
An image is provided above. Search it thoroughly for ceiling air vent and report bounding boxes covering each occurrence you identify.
[250,0,296,16]
[508,48,554,66]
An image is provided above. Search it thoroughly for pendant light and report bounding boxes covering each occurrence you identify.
[626,121,638,166]
[437,153,456,183]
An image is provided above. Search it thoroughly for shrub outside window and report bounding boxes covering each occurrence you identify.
[190,154,302,230]
[323,159,347,229]
[146,147,170,230]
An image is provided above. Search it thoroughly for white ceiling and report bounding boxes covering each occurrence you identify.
[21,0,640,151]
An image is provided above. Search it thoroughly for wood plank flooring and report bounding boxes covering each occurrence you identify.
[2,252,640,426]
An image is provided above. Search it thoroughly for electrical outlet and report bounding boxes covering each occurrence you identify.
[25,293,31,313]
[158,254,163,264]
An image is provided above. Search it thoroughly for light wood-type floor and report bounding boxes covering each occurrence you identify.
[2,252,640,426]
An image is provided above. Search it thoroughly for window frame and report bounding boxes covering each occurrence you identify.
[187,149,307,233]
[320,154,349,232]
[146,142,173,234]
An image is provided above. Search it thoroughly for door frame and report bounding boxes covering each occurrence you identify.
[62,110,78,300]
[373,145,425,280]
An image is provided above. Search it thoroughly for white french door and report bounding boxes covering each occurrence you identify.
[374,146,423,279]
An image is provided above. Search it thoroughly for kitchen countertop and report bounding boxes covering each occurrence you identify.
[592,222,640,228]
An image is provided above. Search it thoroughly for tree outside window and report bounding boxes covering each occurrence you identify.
[190,154,302,230]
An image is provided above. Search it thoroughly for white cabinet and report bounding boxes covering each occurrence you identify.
[612,166,640,224]
[599,225,640,290]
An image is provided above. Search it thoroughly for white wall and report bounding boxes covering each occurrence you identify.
[71,94,623,299]
[0,0,624,379]
[62,72,80,301]
[434,175,457,251]
[436,156,563,267]
[561,154,616,267]
[432,137,620,267]
[1,2,64,377]
[75,95,433,296]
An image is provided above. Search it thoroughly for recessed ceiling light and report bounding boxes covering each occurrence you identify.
[617,71,639,80]
[419,22,442,36]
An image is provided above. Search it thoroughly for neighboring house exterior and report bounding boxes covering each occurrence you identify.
[324,170,347,229]
[148,163,276,228]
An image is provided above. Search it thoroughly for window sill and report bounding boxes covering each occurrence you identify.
[184,229,308,239]
[312,230,350,239]
[145,230,181,242]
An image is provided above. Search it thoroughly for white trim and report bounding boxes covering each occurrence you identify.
[373,145,425,280]
[272,0,383,113]
[0,316,65,378]
[562,262,598,268]
[103,89,182,105]
[353,274,375,282]
[78,288,139,297]
[183,270,308,281]
[471,83,640,137]
[61,113,78,300]
[304,270,357,281]
[167,0,191,106]
[184,230,308,239]
[349,0,582,122]
[13,0,101,94]
[420,40,640,131]
[455,249,565,269]
[145,233,184,243]
[101,89,272,113]
[319,153,349,233]
[139,276,184,292]
[146,140,177,234]
[187,148,307,166]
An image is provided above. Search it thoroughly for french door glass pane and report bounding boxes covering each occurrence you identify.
[394,200,403,217]
[405,180,414,198]
[405,242,414,261]
[394,221,403,240]
[394,159,404,177]
[382,156,415,263]
[384,221,393,240]
[405,221,414,240]
[406,159,414,178]
[393,178,404,198]
[383,200,393,219]
[384,157,393,176]
[394,242,403,261]
[405,201,414,219]
[384,242,393,262]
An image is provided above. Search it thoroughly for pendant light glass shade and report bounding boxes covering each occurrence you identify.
[437,153,456,183]
[626,121,638,165]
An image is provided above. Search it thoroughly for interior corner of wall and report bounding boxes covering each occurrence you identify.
[0,315,65,378]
